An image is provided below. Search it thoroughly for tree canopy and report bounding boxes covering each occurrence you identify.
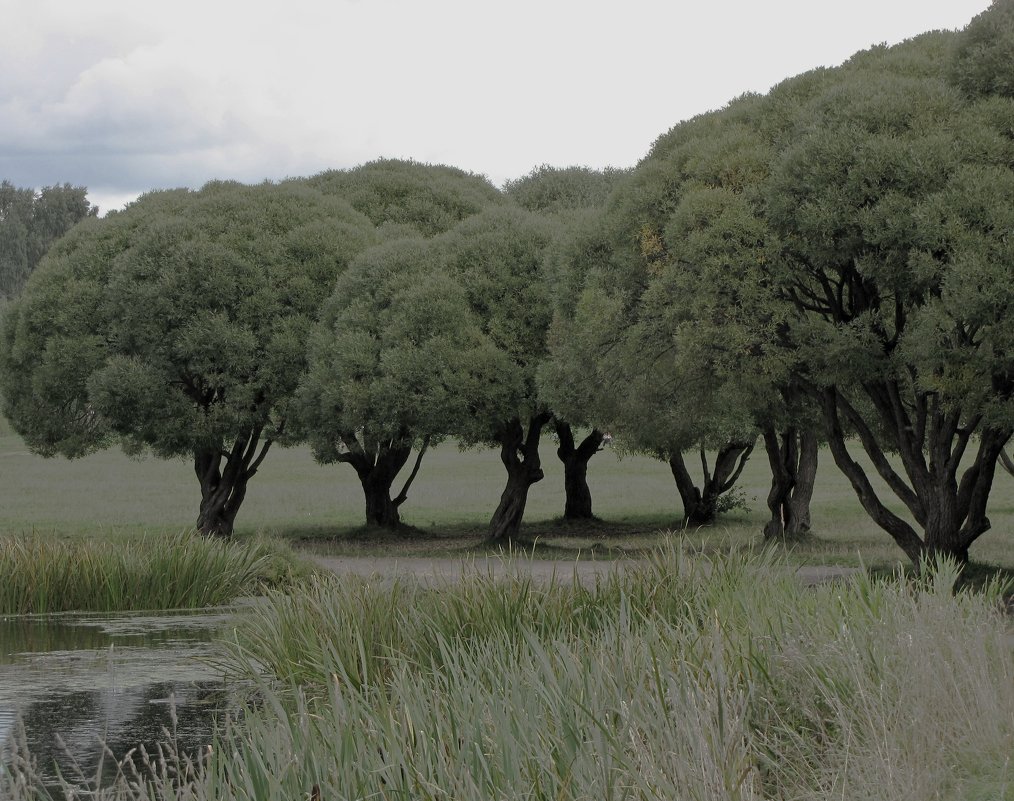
[306,159,502,238]
[951,0,1014,98]
[296,235,490,527]
[0,181,374,535]
[503,165,629,214]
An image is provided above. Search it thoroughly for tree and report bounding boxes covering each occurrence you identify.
[306,158,502,237]
[538,112,776,528]
[0,181,374,537]
[294,160,502,528]
[623,98,826,540]
[762,30,1014,563]
[503,165,629,214]
[0,181,97,300]
[297,236,487,528]
[432,206,557,543]
[506,166,632,519]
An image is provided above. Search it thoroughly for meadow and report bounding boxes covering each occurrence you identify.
[2,423,1014,571]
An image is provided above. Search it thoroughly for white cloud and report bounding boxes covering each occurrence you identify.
[0,0,992,208]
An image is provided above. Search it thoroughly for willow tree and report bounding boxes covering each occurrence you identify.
[506,165,632,519]
[538,112,790,528]
[0,181,374,537]
[432,206,557,543]
[294,159,502,527]
[760,25,1014,563]
[297,236,487,529]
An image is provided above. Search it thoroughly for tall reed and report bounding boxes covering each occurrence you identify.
[5,544,1013,800]
[0,532,300,613]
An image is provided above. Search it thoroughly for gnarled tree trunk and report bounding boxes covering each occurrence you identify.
[762,426,818,541]
[488,412,553,544]
[819,384,1010,566]
[195,426,273,538]
[668,440,755,525]
[555,421,605,520]
[337,432,429,529]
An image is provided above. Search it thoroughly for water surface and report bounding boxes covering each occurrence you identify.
[0,609,237,786]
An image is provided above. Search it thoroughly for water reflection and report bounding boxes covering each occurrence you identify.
[0,610,237,785]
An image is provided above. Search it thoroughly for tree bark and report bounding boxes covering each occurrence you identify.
[762,427,818,541]
[555,420,604,520]
[337,432,429,529]
[194,426,273,538]
[488,412,554,544]
[667,440,755,525]
[817,384,1011,566]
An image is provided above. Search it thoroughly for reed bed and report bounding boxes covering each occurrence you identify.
[0,532,300,613]
[4,544,1013,800]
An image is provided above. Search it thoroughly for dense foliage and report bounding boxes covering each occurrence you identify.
[3,7,1014,564]
[0,181,374,536]
[306,158,502,237]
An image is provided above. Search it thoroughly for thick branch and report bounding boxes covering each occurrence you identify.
[821,388,925,563]
[393,436,430,507]
[835,389,925,524]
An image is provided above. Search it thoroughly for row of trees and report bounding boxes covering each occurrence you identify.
[546,2,1014,565]
[0,182,97,300]
[2,1,1013,566]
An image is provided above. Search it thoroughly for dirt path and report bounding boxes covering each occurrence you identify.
[308,554,860,587]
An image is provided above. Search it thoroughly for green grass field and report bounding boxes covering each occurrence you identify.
[2,426,1013,569]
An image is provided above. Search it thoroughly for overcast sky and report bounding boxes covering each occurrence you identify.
[0,0,991,214]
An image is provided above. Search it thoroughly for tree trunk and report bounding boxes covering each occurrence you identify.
[362,471,404,528]
[817,384,1011,567]
[555,421,604,520]
[196,476,245,539]
[668,440,755,525]
[762,427,818,541]
[339,433,429,530]
[488,412,553,544]
[354,445,411,529]
[194,427,273,539]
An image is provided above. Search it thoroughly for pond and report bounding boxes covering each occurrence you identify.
[0,609,240,788]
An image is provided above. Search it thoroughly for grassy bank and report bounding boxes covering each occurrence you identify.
[0,532,303,614]
[6,546,1012,800]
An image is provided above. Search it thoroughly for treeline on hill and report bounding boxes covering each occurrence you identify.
[2,1,1014,567]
